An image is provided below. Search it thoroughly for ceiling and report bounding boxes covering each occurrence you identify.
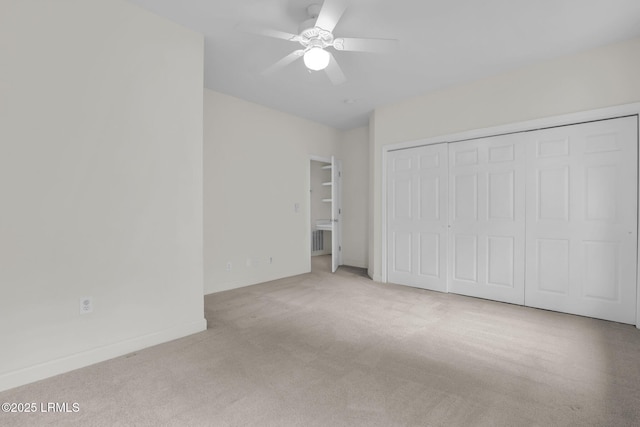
[126,0,640,130]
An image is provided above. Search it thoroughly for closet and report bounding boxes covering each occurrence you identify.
[387,115,638,324]
[310,156,343,272]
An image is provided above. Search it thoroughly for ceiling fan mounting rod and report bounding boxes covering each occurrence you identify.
[307,4,321,19]
[298,3,334,46]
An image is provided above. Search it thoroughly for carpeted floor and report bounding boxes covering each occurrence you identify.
[1,255,640,426]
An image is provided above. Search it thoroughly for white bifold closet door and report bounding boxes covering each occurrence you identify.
[448,134,526,305]
[387,143,448,292]
[386,115,638,324]
[524,116,638,324]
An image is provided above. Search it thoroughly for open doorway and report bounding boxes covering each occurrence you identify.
[310,159,332,272]
[309,156,342,273]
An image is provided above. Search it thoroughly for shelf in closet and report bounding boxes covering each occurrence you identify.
[322,182,332,186]
[322,165,332,170]
[322,199,332,203]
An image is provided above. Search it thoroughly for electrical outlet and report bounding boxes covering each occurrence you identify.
[79,297,93,314]
[246,258,252,267]
[226,262,232,272]
[269,257,273,264]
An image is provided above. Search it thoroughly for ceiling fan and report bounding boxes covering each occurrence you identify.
[244,0,397,85]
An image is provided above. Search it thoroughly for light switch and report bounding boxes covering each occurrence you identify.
[294,203,300,213]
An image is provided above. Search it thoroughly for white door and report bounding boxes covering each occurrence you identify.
[525,116,638,324]
[448,134,526,304]
[387,143,448,292]
[331,156,342,273]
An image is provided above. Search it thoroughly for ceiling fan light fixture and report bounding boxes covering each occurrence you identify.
[303,47,330,71]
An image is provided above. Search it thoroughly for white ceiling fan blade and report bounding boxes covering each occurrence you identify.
[324,52,346,85]
[237,24,300,42]
[315,0,347,33]
[262,50,304,76]
[333,37,398,53]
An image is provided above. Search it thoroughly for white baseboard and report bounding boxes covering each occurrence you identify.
[204,268,308,295]
[0,318,207,393]
[311,251,331,256]
[342,258,367,269]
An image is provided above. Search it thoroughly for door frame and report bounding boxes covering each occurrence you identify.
[330,156,343,272]
[381,102,640,329]
[309,155,332,272]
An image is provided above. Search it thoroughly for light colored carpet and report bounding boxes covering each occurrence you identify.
[1,255,640,426]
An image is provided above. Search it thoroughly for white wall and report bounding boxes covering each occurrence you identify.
[204,90,340,294]
[369,36,640,281]
[0,0,206,391]
[339,127,369,269]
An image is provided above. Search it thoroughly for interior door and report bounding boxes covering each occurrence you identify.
[387,143,448,292]
[331,156,342,273]
[524,116,638,324]
[448,133,526,304]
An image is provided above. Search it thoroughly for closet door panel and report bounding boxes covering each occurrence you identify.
[387,144,448,291]
[448,134,526,305]
[525,116,638,324]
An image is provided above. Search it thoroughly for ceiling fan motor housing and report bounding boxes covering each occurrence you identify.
[297,3,334,50]
[299,27,334,45]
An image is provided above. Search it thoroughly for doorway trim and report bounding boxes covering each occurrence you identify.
[308,155,332,273]
[381,102,640,329]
